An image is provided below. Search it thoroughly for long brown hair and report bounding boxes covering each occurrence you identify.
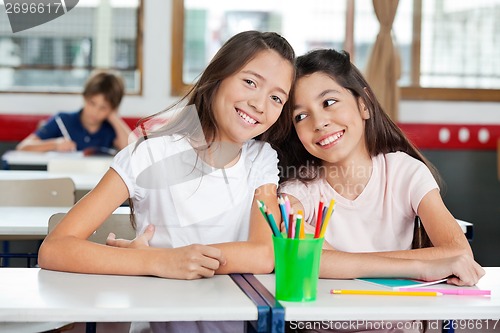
[276,49,441,186]
[128,31,296,227]
[135,30,295,148]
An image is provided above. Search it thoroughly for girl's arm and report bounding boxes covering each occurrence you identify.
[284,193,484,285]
[107,112,134,151]
[211,183,280,275]
[371,189,472,260]
[38,168,225,280]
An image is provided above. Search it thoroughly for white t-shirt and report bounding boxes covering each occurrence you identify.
[111,135,279,333]
[112,134,279,248]
[279,152,439,252]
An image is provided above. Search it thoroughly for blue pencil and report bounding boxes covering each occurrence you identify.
[278,196,289,235]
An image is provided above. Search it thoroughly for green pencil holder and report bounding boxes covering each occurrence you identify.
[273,234,324,302]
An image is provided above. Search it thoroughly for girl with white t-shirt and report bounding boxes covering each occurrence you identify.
[38,31,295,333]
[277,48,484,286]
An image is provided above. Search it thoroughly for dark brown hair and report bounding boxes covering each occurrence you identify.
[83,70,125,110]
[134,30,295,147]
[276,49,441,186]
[128,31,296,227]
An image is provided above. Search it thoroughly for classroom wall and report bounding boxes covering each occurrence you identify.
[1,1,499,266]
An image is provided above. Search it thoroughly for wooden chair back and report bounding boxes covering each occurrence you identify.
[48,213,135,244]
[0,178,75,206]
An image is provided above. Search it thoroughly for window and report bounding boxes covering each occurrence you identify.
[171,0,500,101]
[0,0,142,93]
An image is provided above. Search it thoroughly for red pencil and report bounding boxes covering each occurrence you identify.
[288,211,294,238]
[314,199,324,238]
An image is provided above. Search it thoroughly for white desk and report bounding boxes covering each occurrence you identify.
[0,206,130,240]
[2,150,112,168]
[254,267,500,322]
[0,268,257,323]
[0,170,103,192]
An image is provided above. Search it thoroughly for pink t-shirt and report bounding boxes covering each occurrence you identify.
[279,152,439,252]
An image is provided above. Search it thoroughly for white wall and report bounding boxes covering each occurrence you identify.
[1,0,499,125]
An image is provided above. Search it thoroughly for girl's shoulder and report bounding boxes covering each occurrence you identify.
[278,177,323,195]
[380,151,427,170]
[243,139,277,159]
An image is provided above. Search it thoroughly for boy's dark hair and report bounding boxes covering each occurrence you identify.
[83,70,125,110]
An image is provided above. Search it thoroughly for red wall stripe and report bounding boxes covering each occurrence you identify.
[0,114,141,142]
[0,114,499,150]
[399,123,500,150]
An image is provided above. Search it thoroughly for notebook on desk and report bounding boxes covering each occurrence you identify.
[356,278,448,290]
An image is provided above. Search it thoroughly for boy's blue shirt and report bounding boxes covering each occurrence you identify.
[36,109,116,151]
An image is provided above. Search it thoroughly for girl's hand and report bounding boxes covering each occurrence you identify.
[106,225,226,279]
[106,224,155,249]
[421,254,485,286]
[163,244,227,279]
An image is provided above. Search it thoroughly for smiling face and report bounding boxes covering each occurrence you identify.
[211,49,294,146]
[292,72,370,166]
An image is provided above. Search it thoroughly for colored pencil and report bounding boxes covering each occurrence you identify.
[266,210,283,238]
[288,211,294,239]
[295,212,302,239]
[284,195,291,217]
[331,289,441,296]
[256,200,282,238]
[278,197,289,235]
[319,199,335,238]
[314,199,324,238]
[398,288,491,296]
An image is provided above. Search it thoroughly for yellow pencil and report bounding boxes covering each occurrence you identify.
[330,289,441,296]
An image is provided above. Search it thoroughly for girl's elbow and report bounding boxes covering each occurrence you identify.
[254,243,275,274]
[258,255,275,274]
[37,242,51,269]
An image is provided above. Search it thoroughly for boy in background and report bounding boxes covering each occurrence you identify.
[17,70,131,154]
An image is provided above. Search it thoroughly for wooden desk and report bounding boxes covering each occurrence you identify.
[0,269,259,328]
[0,206,130,240]
[245,268,499,332]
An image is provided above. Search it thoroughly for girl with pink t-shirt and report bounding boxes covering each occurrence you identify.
[276,49,484,287]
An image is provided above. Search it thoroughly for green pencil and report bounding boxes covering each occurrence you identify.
[256,200,282,238]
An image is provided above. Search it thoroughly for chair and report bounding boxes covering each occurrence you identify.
[0,177,76,267]
[0,178,75,206]
[47,158,112,201]
[413,216,474,249]
[48,212,135,244]
[0,178,76,333]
